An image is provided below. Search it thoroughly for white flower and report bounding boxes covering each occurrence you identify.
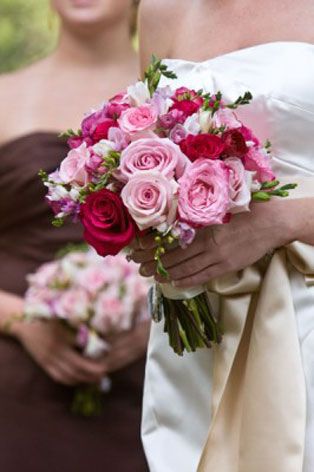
[199,110,214,133]
[84,331,109,359]
[183,113,201,135]
[127,81,151,106]
[92,139,115,157]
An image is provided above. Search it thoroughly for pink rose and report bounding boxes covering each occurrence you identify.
[224,157,252,214]
[178,159,230,227]
[92,291,133,334]
[121,170,178,230]
[27,261,58,288]
[118,104,158,135]
[54,288,90,325]
[59,142,91,186]
[78,266,110,295]
[118,137,189,182]
[244,147,275,182]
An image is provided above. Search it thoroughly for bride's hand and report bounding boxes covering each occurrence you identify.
[132,199,299,288]
[13,320,107,386]
[101,319,150,374]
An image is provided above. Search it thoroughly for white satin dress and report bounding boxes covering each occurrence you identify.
[141,42,314,472]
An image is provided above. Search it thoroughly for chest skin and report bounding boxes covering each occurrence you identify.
[167,0,314,61]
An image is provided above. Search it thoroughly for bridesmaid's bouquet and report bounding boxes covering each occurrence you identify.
[24,246,149,415]
[42,57,296,355]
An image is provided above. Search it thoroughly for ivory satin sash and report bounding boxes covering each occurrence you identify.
[198,179,314,472]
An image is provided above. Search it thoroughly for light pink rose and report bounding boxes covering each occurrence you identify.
[121,170,178,230]
[224,157,252,214]
[243,147,275,182]
[118,104,158,135]
[27,261,58,288]
[178,159,230,227]
[54,289,90,325]
[214,108,242,129]
[24,287,54,319]
[59,142,91,186]
[118,137,189,182]
[78,266,110,295]
[92,291,132,334]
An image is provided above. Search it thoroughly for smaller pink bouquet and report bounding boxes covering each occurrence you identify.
[41,57,296,356]
[24,246,150,416]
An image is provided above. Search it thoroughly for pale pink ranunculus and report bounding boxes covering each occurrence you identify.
[213,108,242,129]
[59,142,91,186]
[224,157,252,214]
[178,158,230,227]
[118,137,189,182]
[118,104,158,135]
[54,288,90,325]
[243,147,275,183]
[121,170,178,231]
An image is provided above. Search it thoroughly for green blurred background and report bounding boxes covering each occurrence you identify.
[0,0,58,73]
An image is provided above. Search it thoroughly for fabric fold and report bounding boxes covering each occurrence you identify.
[198,180,314,472]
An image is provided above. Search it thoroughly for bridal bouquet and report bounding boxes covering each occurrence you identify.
[42,57,296,355]
[24,246,149,415]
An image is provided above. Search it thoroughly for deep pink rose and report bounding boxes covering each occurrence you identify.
[121,170,178,230]
[92,118,117,142]
[59,142,91,186]
[80,189,137,256]
[106,102,130,119]
[178,158,230,227]
[118,104,158,135]
[180,134,225,162]
[221,129,248,157]
[224,157,251,214]
[118,137,189,182]
[243,147,275,183]
[239,125,260,146]
[170,87,204,118]
[81,107,118,144]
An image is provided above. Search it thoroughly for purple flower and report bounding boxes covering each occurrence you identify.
[169,124,187,144]
[172,222,196,248]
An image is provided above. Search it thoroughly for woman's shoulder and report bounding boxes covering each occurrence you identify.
[138,0,185,72]
[0,59,50,143]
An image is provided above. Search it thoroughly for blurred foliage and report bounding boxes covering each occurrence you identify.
[0,0,58,73]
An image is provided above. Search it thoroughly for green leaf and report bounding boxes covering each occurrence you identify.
[144,55,177,96]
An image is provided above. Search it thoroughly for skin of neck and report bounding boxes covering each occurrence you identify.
[52,13,136,68]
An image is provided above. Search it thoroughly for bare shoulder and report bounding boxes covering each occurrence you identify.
[0,59,49,143]
[138,0,183,75]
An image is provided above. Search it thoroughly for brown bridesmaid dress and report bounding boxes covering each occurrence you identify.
[0,132,148,472]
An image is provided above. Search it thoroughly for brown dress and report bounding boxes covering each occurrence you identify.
[0,132,148,472]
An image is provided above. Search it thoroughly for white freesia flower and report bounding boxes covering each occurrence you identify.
[183,113,201,135]
[199,110,214,133]
[93,139,115,157]
[47,184,68,201]
[127,81,151,106]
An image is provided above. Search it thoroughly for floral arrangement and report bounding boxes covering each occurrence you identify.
[41,57,296,356]
[24,246,149,415]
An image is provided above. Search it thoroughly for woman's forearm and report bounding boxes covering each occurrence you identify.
[0,290,24,338]
[286,198,314,246]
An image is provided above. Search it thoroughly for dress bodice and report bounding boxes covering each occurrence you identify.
[162,41,314,178]
[0,132,82,295]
